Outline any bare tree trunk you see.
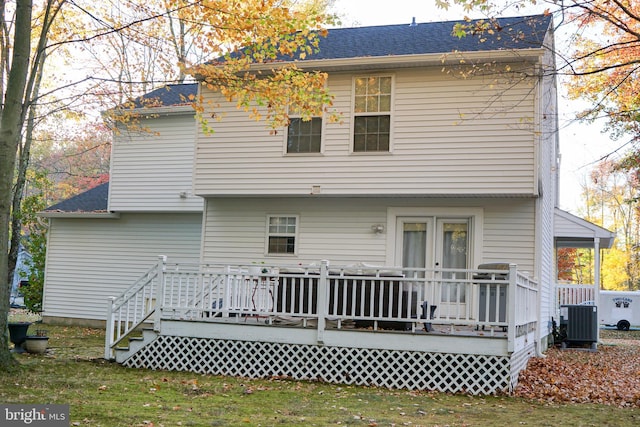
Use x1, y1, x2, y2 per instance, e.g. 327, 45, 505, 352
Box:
0, 0, 33, 371
7, 50, 45, 300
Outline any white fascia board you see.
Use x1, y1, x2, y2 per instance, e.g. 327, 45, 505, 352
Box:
247, 49, 546, 72
38, 211, 121, 219
131, 105, 195, 117
105, 104, 194, 118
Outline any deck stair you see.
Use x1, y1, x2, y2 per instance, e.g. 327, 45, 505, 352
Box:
114, 327, 158, 363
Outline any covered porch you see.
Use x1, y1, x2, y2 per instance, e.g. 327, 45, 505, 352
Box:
105, 257, 538, 394
554, 208, 616, 310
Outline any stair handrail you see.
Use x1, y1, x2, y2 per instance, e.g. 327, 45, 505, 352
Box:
105, 255, 165, 360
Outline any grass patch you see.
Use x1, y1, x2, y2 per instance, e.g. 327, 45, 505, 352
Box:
2, 324, 639, 426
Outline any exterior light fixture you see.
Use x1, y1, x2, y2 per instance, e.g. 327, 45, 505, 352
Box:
371, 224, 385, 234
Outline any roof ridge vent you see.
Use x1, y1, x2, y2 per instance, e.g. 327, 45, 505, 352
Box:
410, 17, 417, 27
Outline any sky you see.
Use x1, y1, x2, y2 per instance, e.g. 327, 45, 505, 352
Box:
331, 0, 627, 214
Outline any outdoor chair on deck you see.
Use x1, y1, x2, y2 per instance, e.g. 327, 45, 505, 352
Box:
421, 301, 437, 332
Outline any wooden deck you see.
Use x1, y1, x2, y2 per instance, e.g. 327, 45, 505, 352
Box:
105, 258, 538, 395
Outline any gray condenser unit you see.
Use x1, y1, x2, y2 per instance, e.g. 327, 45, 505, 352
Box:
559, 304, 598, 348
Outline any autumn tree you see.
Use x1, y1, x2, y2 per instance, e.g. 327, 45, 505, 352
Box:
580, 160, 640, 290
15, 171, 51, 313
77, 0, 337, 116
30, 122, 111, 199
556, 247, 579, 282
561, 1, 640, 139
1, 0, 38, 372
1, 0, 333, 371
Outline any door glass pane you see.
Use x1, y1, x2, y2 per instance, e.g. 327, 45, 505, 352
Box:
441, 222, 468, 303
403, 222, 426, 278
442, 223, 467, 269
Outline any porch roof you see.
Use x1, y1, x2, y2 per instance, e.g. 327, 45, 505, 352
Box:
554, 208, 615, 249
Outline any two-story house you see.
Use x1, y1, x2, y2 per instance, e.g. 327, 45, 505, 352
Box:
41, 15, 615, 394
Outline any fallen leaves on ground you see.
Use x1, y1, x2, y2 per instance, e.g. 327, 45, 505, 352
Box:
514, 341, 640, 407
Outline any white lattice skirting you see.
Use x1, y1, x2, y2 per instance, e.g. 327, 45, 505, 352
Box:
123, 336, 520, 395
509, 342, 536, 391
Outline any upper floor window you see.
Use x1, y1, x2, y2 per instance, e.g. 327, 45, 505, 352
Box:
267, 215, 298, 255
353, 76, 392, 152
287, 117, 322, 153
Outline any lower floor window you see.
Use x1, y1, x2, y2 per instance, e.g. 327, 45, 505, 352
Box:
267, 216, 297, 254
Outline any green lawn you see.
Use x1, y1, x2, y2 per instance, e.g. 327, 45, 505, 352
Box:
2, 322, 639, 426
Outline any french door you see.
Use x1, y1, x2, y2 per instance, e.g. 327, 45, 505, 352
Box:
397, 217, 470, 319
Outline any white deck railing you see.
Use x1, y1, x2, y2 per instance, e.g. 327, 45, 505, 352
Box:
104, 258, 161, 359
106, 258, 539, 359
556, 283, 596, 306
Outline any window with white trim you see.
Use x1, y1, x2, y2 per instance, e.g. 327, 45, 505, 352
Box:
287, 117, 322, 153
353, 76, 392, 152
267, 216, 298, 254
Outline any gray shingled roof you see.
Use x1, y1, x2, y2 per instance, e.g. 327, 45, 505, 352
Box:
44, 182, 109, 213
132, 83, 198, 109
302, 15, 552, 60
221, 15, 551, 65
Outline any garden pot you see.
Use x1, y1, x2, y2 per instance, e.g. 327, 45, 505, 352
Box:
8, 322, 32, 353
24, 336, 49, 354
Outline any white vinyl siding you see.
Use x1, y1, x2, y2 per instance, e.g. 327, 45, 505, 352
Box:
538, 31, 560, 338
42, 213, 202, 322
554, 214, 606, 239
109, 112, 202, 212
482, 200, 536, 272
201, 197, 535, 272
194, 66, 537, 197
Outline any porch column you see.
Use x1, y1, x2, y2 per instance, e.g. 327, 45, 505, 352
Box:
593, 237, 601, 342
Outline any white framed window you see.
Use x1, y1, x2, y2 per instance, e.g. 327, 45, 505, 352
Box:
266, 215, 298, 255
353, 75, 392, 152
286, 117, 322, 153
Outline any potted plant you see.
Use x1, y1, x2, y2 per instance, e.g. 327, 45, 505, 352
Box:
249, 261, 270, 276
8, 321, 32, 353
24, 329, 49, 354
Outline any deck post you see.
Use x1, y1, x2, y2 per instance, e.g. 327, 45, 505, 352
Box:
104, 296, 116, 360
154, 255, 167, 332
507, 263, 518, 352
316, 260, 329, 344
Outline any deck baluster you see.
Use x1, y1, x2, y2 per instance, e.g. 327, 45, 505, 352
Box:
316, 260, 329, 343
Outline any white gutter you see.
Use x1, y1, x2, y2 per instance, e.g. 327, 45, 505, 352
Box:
108, 104, 194, 117
246, 48, 547, 72
38, 211, 120, 219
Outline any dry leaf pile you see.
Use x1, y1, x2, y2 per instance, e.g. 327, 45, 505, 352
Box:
514, 341, 640, 407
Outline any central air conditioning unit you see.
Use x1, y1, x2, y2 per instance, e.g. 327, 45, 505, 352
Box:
559, 304, 598, 350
